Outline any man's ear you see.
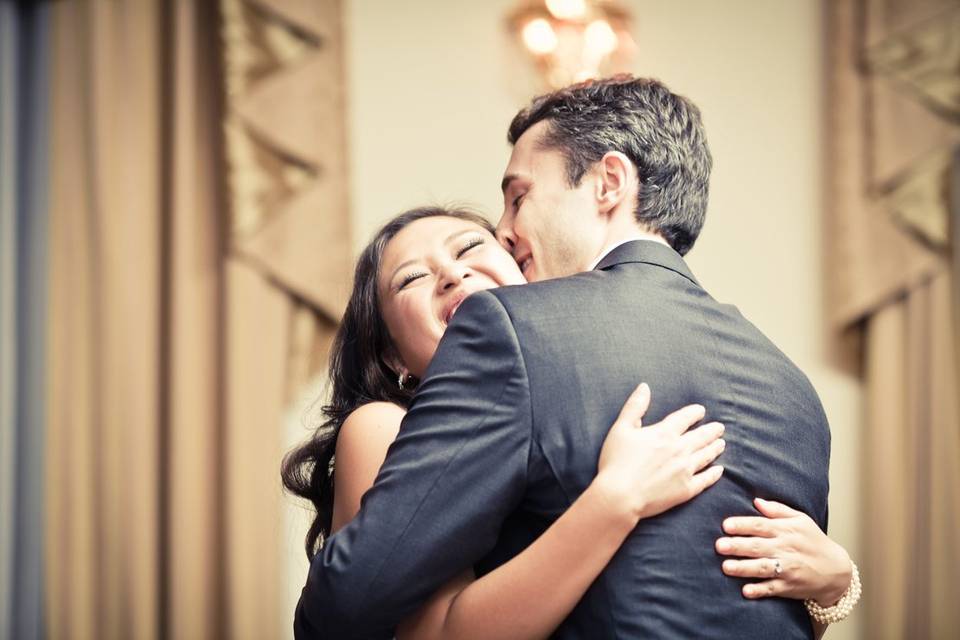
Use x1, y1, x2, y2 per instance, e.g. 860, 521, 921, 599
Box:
595, 151, 635, 215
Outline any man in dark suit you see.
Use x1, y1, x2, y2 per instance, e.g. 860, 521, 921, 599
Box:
295, 76, 830, 638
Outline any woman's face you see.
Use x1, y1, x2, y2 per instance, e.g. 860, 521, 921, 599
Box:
378, 216, 526, 378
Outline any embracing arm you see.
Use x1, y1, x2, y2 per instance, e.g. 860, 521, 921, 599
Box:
400, 391, 724, 640
295, 291, 536, 639
398, 475, 640, 640
331, 405, 636, 640
334, 391, 726, 640
716, 498, 857, 639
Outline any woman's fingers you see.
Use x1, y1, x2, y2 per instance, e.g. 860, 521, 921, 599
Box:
691, 435, 726, 471
721, 557, 784, 579
753, 497, 801, 519
682, 421, 725, 454
690, 465, 724, 495
615, 383, 651, 427
714, 536, 772, 558
658, 403, 707, 435
721, 516, 777, 537
741, 579, 788, 599
722, 558, 792, 600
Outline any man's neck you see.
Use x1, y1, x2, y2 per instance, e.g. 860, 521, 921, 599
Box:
587, 229, 669, 271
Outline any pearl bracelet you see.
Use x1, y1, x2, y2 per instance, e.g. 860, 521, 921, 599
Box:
804, 561, 862, 624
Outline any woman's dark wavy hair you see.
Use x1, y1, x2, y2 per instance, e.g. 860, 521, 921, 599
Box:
281, 205, 496, 559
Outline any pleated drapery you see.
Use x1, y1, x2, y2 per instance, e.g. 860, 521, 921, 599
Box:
44, 1, 350, 637
827, 0, 960, 636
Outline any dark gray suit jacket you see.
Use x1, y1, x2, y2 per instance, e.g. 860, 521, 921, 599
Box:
295, 240, 831, 639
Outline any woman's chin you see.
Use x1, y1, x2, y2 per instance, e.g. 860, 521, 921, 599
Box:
504, 271, 528, 286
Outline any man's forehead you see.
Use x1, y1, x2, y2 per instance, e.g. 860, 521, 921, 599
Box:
511, 121, 550, 158
501, 123, 549, 189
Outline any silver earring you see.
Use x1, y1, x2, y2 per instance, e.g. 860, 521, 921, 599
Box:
398, 372, 406, 390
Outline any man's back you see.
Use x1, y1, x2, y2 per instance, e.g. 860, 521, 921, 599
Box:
482, 240, 830, 638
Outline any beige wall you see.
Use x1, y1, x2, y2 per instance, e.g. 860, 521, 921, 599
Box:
283, 1, 863, 637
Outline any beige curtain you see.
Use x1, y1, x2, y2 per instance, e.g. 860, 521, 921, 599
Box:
45, 0, 349, 638
827, 0, 960, 637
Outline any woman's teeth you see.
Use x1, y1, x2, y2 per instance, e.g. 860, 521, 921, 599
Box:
445, 299, 464, 324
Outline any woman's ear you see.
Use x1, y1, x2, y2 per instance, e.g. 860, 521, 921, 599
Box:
381, 348, 407, 380
596, 151, 635, 215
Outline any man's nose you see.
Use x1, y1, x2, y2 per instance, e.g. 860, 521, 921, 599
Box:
495, 219, 516, 254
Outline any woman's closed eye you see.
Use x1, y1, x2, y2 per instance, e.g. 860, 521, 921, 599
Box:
397, 270, 428, 291
456, 236, 484, 258
512, 193, 524, 210
396, 235, 486, 291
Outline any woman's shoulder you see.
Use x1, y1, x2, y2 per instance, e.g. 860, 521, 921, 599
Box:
342, 401, 406, 431
338, 402, 405, 450
335, 402, 406, 482
330, 403, 405, 529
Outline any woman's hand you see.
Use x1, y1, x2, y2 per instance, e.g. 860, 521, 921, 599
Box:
593, 383, 725, 523
716, 498, 853, 606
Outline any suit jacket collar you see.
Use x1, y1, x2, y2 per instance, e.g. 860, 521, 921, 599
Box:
593, 239, 700, 286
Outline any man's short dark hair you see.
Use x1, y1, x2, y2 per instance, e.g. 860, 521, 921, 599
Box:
507, 75, 712, 256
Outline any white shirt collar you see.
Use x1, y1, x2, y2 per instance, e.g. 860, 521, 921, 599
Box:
588, 236, 668, 271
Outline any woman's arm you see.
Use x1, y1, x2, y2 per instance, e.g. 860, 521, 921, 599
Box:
331, 402, 476, 632
715, 497, 857, 640
332, 385, 726, 640
396, 474, 642, 640
330, 401, 406, 532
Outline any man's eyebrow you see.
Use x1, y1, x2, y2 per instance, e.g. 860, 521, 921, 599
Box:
501, 174, 520, 194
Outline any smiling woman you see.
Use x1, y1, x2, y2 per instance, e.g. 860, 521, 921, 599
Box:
378, 214, 526, 379
281, 206, 514, 558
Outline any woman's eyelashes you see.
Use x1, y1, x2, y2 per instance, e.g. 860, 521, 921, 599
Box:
456, 236, 484, 258
396, 237, 485, 291
397, 271, 428, 291
512, 192, 524, 210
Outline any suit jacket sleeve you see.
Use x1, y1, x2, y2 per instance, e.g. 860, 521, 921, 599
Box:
294, 290, 533, 639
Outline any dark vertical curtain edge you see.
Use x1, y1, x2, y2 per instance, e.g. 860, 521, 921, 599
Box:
951, 148, 960, 386
0, 3, 20, 634
0, 1, 50, 638
17, 2, 50, 638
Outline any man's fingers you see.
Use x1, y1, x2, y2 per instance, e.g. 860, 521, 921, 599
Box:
656, 403, 706, 435
691, 436, 725, 471
682, 421, 725, 453
615, 383, 651, 427
690, 465, 723, 495
722, 516, 777, 538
